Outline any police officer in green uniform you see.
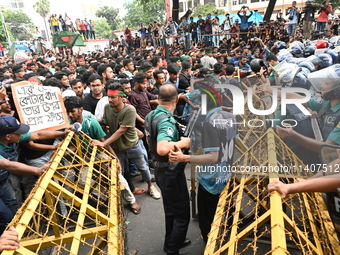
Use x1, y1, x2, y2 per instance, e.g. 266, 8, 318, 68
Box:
260, 77, 340, 154
145, 84, 191, 255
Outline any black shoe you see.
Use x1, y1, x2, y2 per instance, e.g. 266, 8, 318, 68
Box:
164, 238, 191, 252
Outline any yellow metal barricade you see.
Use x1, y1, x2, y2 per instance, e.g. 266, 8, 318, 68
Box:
205, 129, 340, 255
2, 131, 124, 255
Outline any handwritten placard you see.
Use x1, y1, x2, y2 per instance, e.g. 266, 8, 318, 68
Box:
12, 81, 69, 132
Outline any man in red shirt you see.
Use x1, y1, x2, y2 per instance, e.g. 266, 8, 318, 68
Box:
317, 1, 332, 31
124, 26, 134, 53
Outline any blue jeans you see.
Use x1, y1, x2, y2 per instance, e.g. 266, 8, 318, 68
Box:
0, 180, 18, 231
317, 22, 326, 31
116, 141, 151, 182
288, 23, 296, 37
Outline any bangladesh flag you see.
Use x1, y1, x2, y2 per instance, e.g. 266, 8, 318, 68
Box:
37, 42, 46, 55
8, 42, 16, 58
52, 31, 85, 48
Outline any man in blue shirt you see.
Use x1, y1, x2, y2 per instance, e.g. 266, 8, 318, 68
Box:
0, 116, 70, 234
169, 90, 237, 243
237, 6, 253, 41
235, 56, 253, 77
286, 1, 300, 37
139, 23, 147, 48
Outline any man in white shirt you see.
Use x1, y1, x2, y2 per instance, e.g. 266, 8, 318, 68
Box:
200, 48, 217, 69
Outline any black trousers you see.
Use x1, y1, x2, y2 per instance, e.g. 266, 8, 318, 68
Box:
198, 183, 220, 243
155, 170, 190, 255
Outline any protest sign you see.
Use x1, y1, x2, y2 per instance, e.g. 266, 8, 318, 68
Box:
12, 81, 69, 132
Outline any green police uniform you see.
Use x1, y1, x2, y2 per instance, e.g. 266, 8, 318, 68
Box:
146, 105, 190, 255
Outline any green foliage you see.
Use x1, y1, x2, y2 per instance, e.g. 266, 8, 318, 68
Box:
123, 0, 166, 28
96, 6, 120, 31
3, 10, 34, 41
33, 0, 50, 18
192, 3, 225, 17
92, 19, 112, 39
0, 18, 15, 47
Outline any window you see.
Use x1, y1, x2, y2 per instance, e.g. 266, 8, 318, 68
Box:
18, 2, 24, 7
204, 0, 215, 4
179, 2, 184, 12
233, 0, 237, 5
251, 0, 259, 2
239, 0, 247, 4
10, 2, 18, 8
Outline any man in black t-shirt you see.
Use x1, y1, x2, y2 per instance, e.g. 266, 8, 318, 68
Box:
197, 15, 205, 42
83, 75, 105, 114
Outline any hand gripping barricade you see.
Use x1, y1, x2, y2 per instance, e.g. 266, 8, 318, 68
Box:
204, 129, 340, 255
1, 131, 124, 255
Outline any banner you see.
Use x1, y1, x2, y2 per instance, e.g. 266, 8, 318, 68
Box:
12, 81, 69, 132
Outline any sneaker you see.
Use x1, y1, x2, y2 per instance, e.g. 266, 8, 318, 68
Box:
148, 185, 161, 200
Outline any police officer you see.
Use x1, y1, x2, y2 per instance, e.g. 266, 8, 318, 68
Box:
273, 103, 321, 166
0, 116, 67, 234
145, 83, 191, 255
259, 77, 340, 155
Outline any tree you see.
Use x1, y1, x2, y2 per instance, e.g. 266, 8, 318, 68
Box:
0, 18, 15, 47
92, 19, 112, 39
123, 0, 166, 28
96, 6, 121, 31
3, 10, 34, 41
192, 3, 225, 17
33, 0, 50, 40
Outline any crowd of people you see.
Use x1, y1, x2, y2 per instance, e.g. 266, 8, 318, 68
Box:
1, 2, 340, 254
37, 13, 96, 40
109, 0, 339, 54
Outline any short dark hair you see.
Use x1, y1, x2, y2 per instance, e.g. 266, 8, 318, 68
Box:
266, 54, 278, 62
90, 62, 100, 71
159, 84, 178, 102
225, 65, 235, 76
153, 70, 164, 79
45, 78, 63, 89
97, 64, 109, 77
70, 78, 82, 87
167, 64, 180, 75
152, 56, 162, 67
115, 64, 124, 73
213, 63, 223, 74
169, 56, 180, 63
81, 70, 94, 85
88, 74, 103, 84
134, 72, 148, 83
54, 72, 67, 80
64, 96, 83, 110
123, 59, 133, 68
107, 81, 123, 91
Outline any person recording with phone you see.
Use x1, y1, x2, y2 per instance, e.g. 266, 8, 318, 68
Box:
237, 6, 253, 41
286, 1, 300, 37
317, 1, 332, 31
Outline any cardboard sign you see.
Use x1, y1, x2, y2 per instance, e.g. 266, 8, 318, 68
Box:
12, 81, 69, 132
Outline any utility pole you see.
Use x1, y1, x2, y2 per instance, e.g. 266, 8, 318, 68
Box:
0, 9, 11, 47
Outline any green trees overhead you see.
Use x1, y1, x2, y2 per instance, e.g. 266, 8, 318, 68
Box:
92, 19, 112, 39
3, 10, 34, 41
123, 0, 166, 28
192, 3, 225, 17
96, 6, 120, 31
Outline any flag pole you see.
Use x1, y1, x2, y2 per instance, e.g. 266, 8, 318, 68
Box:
0, 9, 11, 47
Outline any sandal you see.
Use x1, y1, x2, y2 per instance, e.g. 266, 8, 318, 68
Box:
132, 187, 146, 195
130, 202, 141, 215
